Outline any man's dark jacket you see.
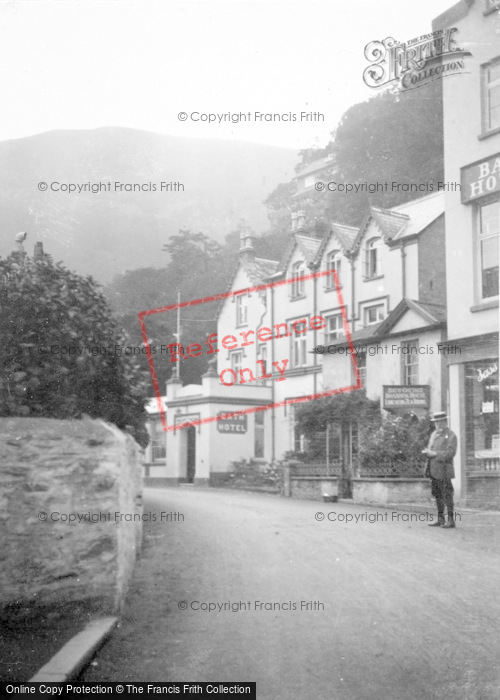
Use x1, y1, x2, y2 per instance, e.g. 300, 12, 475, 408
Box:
428, 427, 457, 480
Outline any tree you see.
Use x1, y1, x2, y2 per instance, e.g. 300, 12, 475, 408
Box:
0, 253, 150, 446
265, 80, 444, 229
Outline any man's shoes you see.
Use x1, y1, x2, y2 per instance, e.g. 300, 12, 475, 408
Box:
442, 519, 455, 529
428, 519, 444, 527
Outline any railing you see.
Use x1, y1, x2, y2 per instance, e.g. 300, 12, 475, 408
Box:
290, 461, 342, 476
358, 462, 425, 478
471, 453, 500, 473
291, 459, 425, 478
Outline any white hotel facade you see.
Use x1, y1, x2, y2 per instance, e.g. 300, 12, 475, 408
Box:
150, 193, 450, 490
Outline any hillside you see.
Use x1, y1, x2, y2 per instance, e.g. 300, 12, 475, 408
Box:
0, 128, 297, 282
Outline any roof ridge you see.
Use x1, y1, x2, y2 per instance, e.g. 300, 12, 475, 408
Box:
390, 190, 444, 209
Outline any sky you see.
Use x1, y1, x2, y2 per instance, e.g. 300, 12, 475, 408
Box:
0, 0, 456, 150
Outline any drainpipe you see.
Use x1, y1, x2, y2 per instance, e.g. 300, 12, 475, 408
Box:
401, 242, 407, 298
313, 266, 318, 394
271, 285, 276, 462
350, 258, 356, 333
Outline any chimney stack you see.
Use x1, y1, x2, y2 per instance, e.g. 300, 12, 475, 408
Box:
239, 227, 256, 264
297, 211, 306, 231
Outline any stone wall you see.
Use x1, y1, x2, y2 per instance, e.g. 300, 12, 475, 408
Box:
466, 475, 500, 510
0, 417, 143, 619
289, 477, 339, 501
352, 478, 432, 505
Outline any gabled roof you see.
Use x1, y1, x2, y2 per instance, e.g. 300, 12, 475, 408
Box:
243, 257, 279, 287
330, 223, 359, 255
314, 222, 358, 263
375, 298, 447, 336
318, 298, 446, 351
382, 191, 445, 240
296, 234, 322, 264
325, 190, 445, 257
294, 156, 334, 179
270, 233, 322, 279
216, 254, 279, 320
370, 208, 410, 241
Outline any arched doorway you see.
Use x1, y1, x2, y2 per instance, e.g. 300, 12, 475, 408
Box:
186, 425, 196, 483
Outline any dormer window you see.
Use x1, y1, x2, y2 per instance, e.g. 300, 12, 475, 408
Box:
291, 261, 306, 298
364, 237, 383, 279
325, 250, 341, 289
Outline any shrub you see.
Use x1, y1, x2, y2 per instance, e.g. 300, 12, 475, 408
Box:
0, 253, 150, 446
359, 413, 431, 475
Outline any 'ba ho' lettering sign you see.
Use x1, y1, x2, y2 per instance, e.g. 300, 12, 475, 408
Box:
462, 153, 500, 203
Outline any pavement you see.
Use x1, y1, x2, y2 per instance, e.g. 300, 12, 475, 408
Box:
75, 486, 500, 699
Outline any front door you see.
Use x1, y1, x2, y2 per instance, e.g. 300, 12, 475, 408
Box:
187, 425, 196, 483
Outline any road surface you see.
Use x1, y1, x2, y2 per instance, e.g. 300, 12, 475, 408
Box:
81, 487, 500, 699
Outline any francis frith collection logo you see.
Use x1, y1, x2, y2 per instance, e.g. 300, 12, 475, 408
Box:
363, 28, 471, 91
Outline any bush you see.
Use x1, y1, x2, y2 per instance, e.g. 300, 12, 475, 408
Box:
359, 413, 431, 475
224, 459, 283, 492
0, 253, 150, 446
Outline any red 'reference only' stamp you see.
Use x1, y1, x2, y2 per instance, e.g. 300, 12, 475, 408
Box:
138, 269, 361, 432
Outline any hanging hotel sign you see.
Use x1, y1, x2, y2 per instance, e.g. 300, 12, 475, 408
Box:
216, 412, 248, 434
461, 153, 500, 203
383, 385, 430, 409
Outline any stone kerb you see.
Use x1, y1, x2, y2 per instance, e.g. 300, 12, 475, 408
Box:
0, 417, 143, 620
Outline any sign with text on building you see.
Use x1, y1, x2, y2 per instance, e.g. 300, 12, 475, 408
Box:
216, 412, 248, 434
461, 153, 500, 203
383, 385, 430, 409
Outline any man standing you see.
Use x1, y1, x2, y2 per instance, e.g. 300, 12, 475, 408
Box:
422, 411, 458, 528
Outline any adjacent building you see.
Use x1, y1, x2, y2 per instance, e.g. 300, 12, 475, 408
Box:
433, 0, 499, 507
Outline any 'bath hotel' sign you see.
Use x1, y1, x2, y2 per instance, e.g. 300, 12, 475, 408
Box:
217, 412, 248, 434
462, 153, 500, 204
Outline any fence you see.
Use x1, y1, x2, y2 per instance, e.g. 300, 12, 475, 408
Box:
292, 458, 425, 479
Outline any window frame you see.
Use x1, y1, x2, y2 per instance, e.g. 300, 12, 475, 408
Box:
256, 343, 269, 384
476, 196, 500, 301
401, 339, 419, 386
363, 303, 386, 326
230, 350, 244, 377
324, 312, 344, 344
481, 57, 500, 136
290, 261, 306, 299
325, 250, 341, 290
235, 294, 248, 327
352, 351, 366, 387
363, 237, 383, 280
254, 411, 265, 458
